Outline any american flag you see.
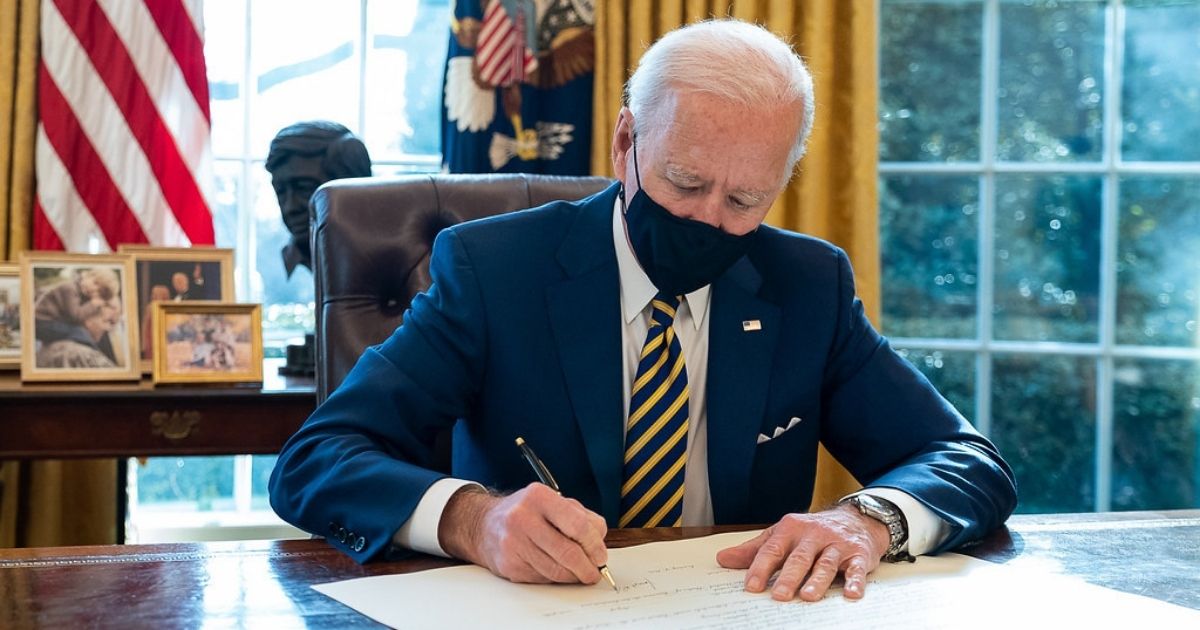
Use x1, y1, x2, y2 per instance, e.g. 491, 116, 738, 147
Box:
475, 0, 537, 88
34, 0, 215, 252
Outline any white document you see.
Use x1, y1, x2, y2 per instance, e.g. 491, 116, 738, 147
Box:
313, 531, 1199, 629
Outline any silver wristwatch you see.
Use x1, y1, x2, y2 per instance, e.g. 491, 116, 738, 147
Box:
841, 494, 915, 563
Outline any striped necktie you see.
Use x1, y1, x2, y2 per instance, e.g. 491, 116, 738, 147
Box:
620, 293, 689, 528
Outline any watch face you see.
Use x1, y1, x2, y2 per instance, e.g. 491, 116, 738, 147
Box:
858, 495, 896, 520
854, 495, 908, 557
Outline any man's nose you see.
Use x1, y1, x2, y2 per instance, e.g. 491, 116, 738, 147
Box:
282, 188, 303, 210
674, 194, 723, 229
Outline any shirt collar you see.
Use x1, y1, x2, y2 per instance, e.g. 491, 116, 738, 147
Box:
611, 197, 710, 329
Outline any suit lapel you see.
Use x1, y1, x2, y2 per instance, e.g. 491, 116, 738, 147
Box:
706, 258, 780, 523
546, 184, 625, 524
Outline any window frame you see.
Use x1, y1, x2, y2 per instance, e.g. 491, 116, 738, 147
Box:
878, 0, 1200, 512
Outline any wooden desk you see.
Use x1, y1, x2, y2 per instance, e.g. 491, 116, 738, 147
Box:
0, 361, 315, 458
0, 511, 1196, 627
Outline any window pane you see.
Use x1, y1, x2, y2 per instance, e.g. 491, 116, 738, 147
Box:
250, 0, 362, 157
992, 354, 1095, 513
993, 175, 1101, 342
1122, 0, 1200, 161
365, 0, 451, 160
879, 1, 982, 162
204, 0, 247, 158
1116, 177, 1200, 347
896, 348, 976, 422
997, 0, 1105, 162
880, 175, 979, 338
249, 166, 315, 352
1112, 359, 1200, 510
211, 160, 241, 252
251, 455, 278, 511
135, 457, 236, 512
373, 162, 442, 177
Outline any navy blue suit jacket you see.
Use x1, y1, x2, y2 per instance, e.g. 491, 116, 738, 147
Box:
269, 183, 1016, 563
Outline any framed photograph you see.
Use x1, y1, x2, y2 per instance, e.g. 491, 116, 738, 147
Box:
0, 263, 20, 368
152, 301, 262, 384
117, 245, 234, 369
18, 252, 140, 381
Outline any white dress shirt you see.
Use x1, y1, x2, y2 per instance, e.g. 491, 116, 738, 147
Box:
394, 200, 949, 557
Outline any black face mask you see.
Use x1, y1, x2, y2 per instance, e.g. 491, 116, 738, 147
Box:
622, 142, 756, 296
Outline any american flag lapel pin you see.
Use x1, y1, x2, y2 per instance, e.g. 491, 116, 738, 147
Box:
742, 319, 762, 332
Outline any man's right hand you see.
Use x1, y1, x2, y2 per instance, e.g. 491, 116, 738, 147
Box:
437, 483, 609, 584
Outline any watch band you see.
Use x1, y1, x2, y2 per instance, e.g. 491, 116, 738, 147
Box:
841, 494, 915, 563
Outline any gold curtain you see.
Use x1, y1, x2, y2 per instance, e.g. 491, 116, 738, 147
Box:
0, 0, 119, 548
593, 0, 879, 511
1, 0, 37, 259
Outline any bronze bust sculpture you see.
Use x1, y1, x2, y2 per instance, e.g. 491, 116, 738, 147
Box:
265, 121, 372, 277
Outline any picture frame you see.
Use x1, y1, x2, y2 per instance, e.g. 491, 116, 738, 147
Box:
117, 245, 235, 371
18, 252, 140, 382
152, 301, 263, 384
0, 263, 20, 368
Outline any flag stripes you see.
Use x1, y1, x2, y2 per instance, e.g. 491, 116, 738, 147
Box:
31, 200, 66, 252
98, 0, 214, 187
37, 63, 150, 248
55, 0, 196, 245
35, 0, 214, 252
475, 0, 536, 87
33, 126, 106, 251
140, 0, 211, 124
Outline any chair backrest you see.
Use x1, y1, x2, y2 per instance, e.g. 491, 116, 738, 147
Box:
311, 173, 613, 403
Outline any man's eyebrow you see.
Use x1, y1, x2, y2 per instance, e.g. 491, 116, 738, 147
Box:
663, 164, 703, 185
736, 189, 770, 205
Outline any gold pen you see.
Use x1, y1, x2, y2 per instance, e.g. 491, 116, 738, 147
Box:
515, 437, 618, 591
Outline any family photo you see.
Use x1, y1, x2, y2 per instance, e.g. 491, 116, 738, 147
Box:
19, 253, 140, 381
120, 246, 235, 362
154, 302, 262, 384
0, 264, 19, 366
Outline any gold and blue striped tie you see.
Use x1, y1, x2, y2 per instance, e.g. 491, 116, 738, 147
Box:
620, 293, 689, 528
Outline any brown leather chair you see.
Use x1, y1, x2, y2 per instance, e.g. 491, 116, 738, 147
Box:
310, 173, 613, 405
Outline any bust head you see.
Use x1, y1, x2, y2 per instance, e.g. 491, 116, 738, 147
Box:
265, 121, 372, 276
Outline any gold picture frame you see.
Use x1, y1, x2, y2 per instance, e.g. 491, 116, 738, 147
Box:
152, 301, 263, 384
19, 252, 140, 382
118, 245, 236, 372
0, 263, 20, 368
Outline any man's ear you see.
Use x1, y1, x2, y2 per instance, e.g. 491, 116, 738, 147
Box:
611, 107, 634, 178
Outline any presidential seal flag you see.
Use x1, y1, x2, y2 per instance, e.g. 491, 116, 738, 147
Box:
34, 0, 215, 252
442, 0, 595, 175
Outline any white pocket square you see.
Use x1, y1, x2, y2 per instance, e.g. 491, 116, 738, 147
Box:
756, 416, 802, 444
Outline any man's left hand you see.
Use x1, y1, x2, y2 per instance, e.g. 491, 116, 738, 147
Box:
715, 503, 891, 602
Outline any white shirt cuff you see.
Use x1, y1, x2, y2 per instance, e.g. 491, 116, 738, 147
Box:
848, 487, 951, 556
392, 478, 482, 557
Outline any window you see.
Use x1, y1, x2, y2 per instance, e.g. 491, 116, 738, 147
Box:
879, 0, 1200, 513
127, 0, 451, 542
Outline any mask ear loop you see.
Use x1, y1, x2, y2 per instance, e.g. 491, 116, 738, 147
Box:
631, 136, 644, 189
619, 134, 644, 206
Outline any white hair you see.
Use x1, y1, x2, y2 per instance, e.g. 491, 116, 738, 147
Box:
625, 19, 816, 170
